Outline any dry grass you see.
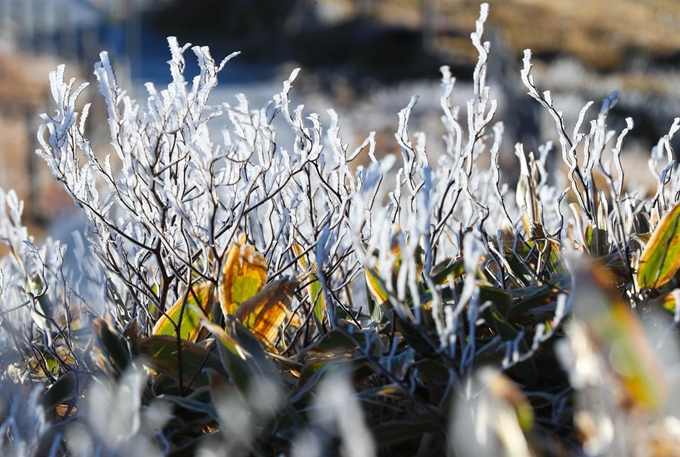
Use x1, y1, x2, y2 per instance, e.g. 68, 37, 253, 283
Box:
326, 0, 680, 69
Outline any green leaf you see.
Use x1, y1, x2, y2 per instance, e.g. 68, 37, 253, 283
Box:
479, 285, 513, 317
306, 329, 362, 355
106, 275, 130, 322
507, 284, 562, 322
586, 224, 609, 258
308, 277, 326, 330
152, 282, 215, 342
139, 335, 226, 390
92, 318, 130, 376
393, 316, 437, 358
293, 243, 327, 335
194, 311, 259, 394
302, 328, 385, 360
652, 290, 680, 313
430, 257, 465, 285
293, 355, 371, 403
638, 202, 680, 289
482, 304, 538, 387
371, 416, 442, 447
160, 393, 220, 421
228, 317, 279, 380
379, 347, 415, 381
415, 359, 451, 386
41, 372, 77, 411
365, 267, 389, 305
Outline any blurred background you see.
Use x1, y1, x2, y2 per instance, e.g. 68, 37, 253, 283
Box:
1, 0, 680, 243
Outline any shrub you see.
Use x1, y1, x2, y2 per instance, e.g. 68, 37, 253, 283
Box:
1, 3, 680, 456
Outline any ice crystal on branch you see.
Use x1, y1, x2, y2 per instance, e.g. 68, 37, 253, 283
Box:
35, 36, 370, 338
1, 3, 678, 454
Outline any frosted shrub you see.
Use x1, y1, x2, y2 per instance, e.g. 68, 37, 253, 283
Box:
2, 3, 680, 455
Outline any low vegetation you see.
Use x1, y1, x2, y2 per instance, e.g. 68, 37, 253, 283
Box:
1, 4, 680, 456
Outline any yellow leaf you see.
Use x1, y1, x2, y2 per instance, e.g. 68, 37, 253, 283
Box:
605, 303, 667, 410
219, 235, 268, 317
638, 202, 680, 289
576, 264, 668, 411
660, 290, 680, 313
365, 267, 388, 304
152, 282, 215, 342
235, 278, 299, 349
